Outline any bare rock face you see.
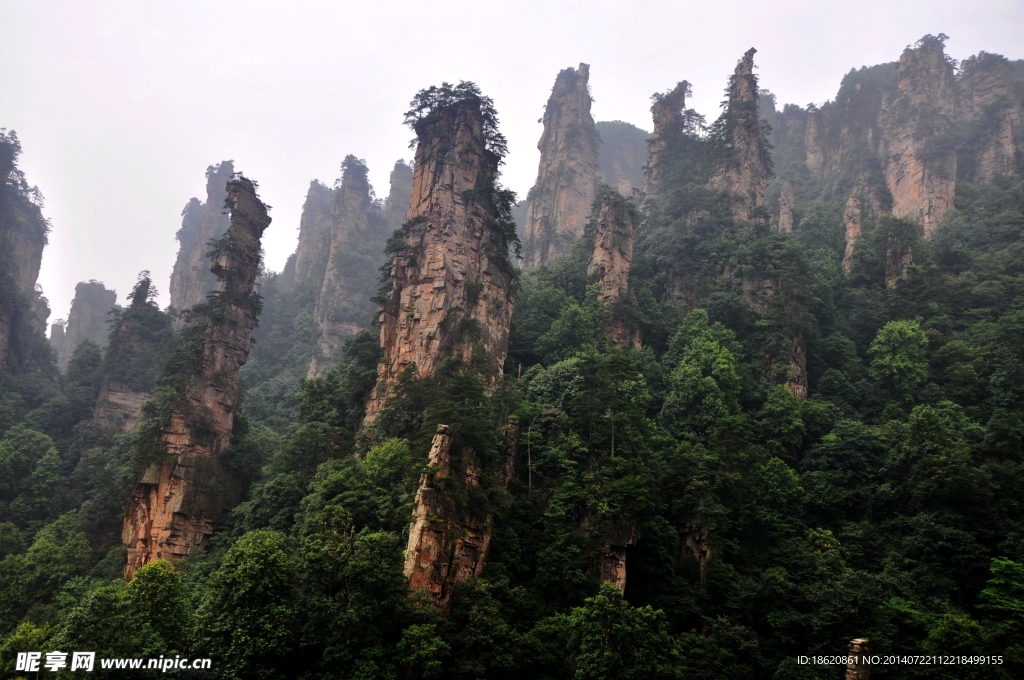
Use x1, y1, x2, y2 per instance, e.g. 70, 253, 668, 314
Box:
522, 64, 599, 267
308, 157, 389, 377
364, 99, 516, 420
595, 121, 649, 196
845, 639, 871, 680
57, 281, 117, 368
843, 194, 863, 274
879, 36, 957, 240
49, 321, 66, 362
94, 277, 173, 432
776, 179, 795, 234
958, 52, 1022, 184
709, 49, 771, 220
291, 180, 336, 288
587, 192, 640, 347
168, 161, 234, 316
804, 108, 827, 176
123, 175, 270, 579
385, 160, 414, 232
643, 81, 689, 203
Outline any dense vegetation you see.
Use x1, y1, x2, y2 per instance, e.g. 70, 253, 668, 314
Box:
2, 73, 1024, 680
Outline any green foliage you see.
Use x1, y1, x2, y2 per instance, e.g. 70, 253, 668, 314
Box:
868, 319, 928, 398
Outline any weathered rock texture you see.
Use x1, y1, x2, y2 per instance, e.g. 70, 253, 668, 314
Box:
804, 108, 827, 176
845, 639, 871, 680
404, 425, 492, 605
879, 36, 958, 240
522, 64, 599, 267
94, 277, 174, 432
776, 179, 795, 234
365, 100, 516, 420
843, 194, 863, 274
308, 157, 390, 377
595, 121, 649, 196
291, 180, 336, 289
709, 49, 771, 221
644, 81, 689, 203
49, 321, 66, 362
56, 281, 117, 368
958, 52, 1022, 183
168, 161, 234, 316
123, 176, 270, 579
385, 160, 415, 232
0, 131, 49, 373
587, 193, 640, 348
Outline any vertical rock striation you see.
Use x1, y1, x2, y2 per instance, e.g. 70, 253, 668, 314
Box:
709, 49, 771, 220
958, 52, 1022, 184
291, 180, 336, 289
385, 160, 415, 233
56, 281, 117, 368
804, 108, 827, 176
643, 81, 689, 203
587, 192, 640, 348
123, 175, 270, 579
843, 194, 863, 274
308, 157, 390, 377
168, 161, 234, 315
365, 95, 516, 420
522, 64, 599, 267
879, 36, 957, 240
776, 179, 795, 234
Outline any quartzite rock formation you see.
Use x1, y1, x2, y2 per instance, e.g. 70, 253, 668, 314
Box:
123, 175, 270, 579
385, 159, 415, 232
595, 121, 649, 197
168, 161, 234, 317
93, 277, 173, 431
709, 48, 771, 221
958, 52, 1022, 184
290, 180, 336, 289
364, 97, 516, 420
308, 157, 390, 377
804, 108, 827, 176
587, 192, 640, 347
776, 179, 795, 234
644, 81, 689, 203
843, 194, 863, 274
54, 281, 117, 368
880, 36, 958, 240
522, 64, 599, 267
845, 639, 871, 680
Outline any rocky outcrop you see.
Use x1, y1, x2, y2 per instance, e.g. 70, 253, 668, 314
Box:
49, 321, 66, 362
804, 108, 827, 176
365, 96, 516, 420
56, 281, 117, 368
842, 194, 862, 274
787, 333, 808, 400
643, 81, 689, 203
385, 160, 414, 232
308, 157, 390, 377
845, 639, 871, 680
168, 161, 234, 316
958, 52, 1022, 184
291, 180, 336, 289
587, 192, 640, 348
879, 36, 957, 240
522, 64, 599, 267
709, 49, 771, 220
595, 121, 649, 196
123, 176, 270, 579
94, 277, 173, 432
776, 179, 795, 234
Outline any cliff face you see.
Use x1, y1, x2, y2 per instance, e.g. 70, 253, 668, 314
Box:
365, 100, 516, 420
709, 49, 771, 220
291, 180, 336, 288
168, 161, 234, 315
385, 160, 414, 232
522, 64, 599, 267
776, 179, 795, 234
56, 281, 117, 368
643, 81, 688, 203
595, 121, 649, 196
804, 108, 827, 176
842, 194, 862, 274
123, 176, 270, 579
94, 277, 174, 432
879, 37, 958, 240
308, 157, 390, 377
587, 192, 640, 348
958, 52, 1022, 184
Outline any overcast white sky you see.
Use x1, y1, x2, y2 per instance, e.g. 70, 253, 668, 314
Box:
2, 1, 1022, 327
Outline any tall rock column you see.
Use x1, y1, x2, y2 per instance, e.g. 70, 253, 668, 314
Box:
56, 281, 117, 368
879, 36, 957, 239
958, 52, 1022, 184
842, 194, 862, 274
291, 180, 336, 289
364, 95, 516, 420
123, 176, 270, 579
522, 64, 599, 267
587, 192, 640, 348
168, 161, 234, 315
776, 179, 795, 234
385, 160, 414, 232
643, 81, 689, 203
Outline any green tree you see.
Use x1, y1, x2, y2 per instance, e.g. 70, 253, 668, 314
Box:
868, 319, 928, 399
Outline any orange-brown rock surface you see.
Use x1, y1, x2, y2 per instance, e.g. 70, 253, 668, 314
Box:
643, 80, 689, 203
587, 192, 640, 348
168, 161, 234, 316
55, 281, 117, 368
123, 175, 270, 580
842, 194, 863, 274
845, 639, 871, 680
522, 64, 599, 267
709, 49, 771, 220
364, 96, 516, 420
308, 157, 389, 377
291, 180, 336, 288
958, 52, 1022, 184
879, 36, 957, 240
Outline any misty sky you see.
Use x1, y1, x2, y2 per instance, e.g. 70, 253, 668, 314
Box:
2, 1, 1022, 329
